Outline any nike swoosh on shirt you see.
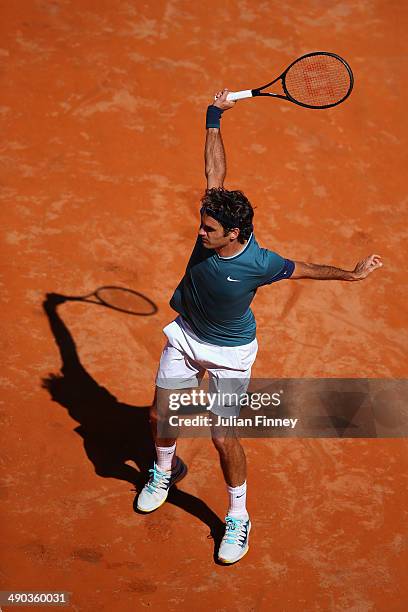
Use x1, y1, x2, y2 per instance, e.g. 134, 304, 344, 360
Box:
227, 276, 241, 282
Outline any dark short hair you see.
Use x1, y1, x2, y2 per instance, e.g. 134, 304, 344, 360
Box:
200, 188, 254, 244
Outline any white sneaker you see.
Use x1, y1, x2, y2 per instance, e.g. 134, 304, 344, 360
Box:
218, 515, 251, 564
137, 457, 187, 513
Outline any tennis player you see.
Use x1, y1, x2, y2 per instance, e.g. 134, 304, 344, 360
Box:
137, 89, 383, 564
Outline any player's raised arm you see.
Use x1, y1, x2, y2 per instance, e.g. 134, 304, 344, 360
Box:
289, 254, 383, 281
205, 89, 236, 190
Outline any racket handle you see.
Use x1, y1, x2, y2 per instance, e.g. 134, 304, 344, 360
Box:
226, 89, 253, 101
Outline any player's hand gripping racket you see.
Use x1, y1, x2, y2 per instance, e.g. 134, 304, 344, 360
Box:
226, 52, 353, 109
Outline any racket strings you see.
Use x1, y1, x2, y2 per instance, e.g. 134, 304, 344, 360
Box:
284, 55, 351, 107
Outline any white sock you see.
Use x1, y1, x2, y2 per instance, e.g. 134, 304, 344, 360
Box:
227, 481, 248, 519
155, 443, 177, 472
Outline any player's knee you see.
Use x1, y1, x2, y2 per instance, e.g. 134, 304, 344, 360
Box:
211, 433, 226, 451
149, 399, 158, 421
211, 426, 238, 452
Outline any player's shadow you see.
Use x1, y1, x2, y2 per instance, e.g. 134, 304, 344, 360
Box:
42, 292, 225, 553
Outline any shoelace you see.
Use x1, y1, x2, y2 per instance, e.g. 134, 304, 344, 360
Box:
145, 463, 171, 495
223, 516, 248, 546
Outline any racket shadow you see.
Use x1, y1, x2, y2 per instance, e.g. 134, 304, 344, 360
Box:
41, 292, 224, 546
68, 285, 158, 316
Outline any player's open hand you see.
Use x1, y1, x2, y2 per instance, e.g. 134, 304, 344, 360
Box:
352, 254, 383, 280
213, 88, 236, 110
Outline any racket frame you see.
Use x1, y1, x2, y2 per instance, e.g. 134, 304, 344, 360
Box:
233, 52, 354, 109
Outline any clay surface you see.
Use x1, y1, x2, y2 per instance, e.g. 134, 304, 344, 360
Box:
1, 1, 407, 610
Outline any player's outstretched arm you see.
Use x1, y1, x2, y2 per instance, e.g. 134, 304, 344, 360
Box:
205, 89, 236, 189
290, 254, 383, 281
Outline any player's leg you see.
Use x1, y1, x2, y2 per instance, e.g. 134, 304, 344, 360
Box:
148, 384, 196, 472
211, 421, 247, 487
208, 339, 258, 562
137, 335, 204, 513
209, 342, 257, 515
211, 422, 251, 564
210, 398, 249, 522
150, 385, 179, 462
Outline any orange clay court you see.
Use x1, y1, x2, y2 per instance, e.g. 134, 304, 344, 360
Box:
1, 1, 407, 611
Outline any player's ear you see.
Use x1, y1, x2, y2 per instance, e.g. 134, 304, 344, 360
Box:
230, 228, 240, 240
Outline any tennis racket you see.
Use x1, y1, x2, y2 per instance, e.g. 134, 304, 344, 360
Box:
225, 52, 353, 109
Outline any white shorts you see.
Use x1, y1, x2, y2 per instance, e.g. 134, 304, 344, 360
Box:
155, 316, 258, 417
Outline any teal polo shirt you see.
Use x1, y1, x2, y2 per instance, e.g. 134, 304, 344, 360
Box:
170, 233, 294, 346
